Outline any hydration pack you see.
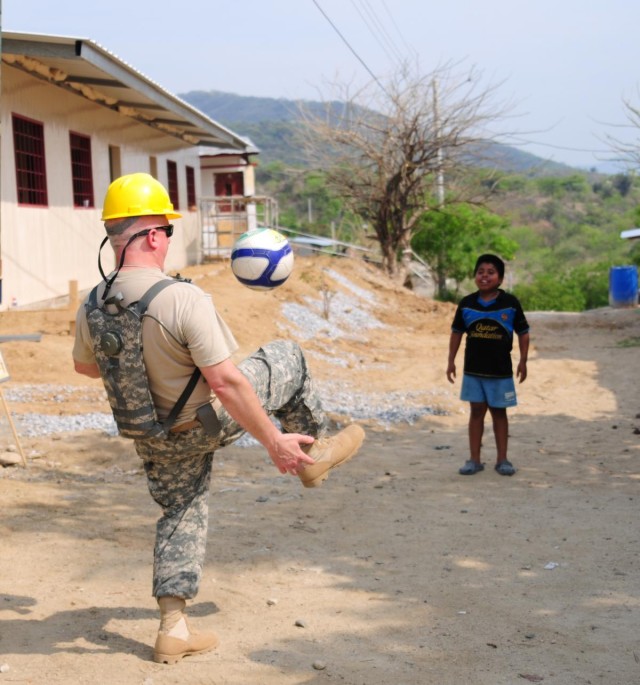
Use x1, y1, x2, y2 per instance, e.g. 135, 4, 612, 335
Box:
85, 277, 200, 440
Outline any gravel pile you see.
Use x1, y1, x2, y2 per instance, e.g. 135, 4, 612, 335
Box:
317, 383, 448, 427
279, 292, 385, 342
10, 386, 447, 439
4, 384, 105, 404
13, 412, 119, 437
278, 267, 385, 342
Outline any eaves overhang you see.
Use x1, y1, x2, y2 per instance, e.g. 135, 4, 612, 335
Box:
1, 31, 252, 152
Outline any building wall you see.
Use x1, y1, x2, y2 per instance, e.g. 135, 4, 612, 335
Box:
0, 65, 203, 310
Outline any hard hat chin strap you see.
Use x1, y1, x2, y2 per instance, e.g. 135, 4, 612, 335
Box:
98, 229, 149, 302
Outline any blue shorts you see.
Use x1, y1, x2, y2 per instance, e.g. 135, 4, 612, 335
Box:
460, 374, 517, 408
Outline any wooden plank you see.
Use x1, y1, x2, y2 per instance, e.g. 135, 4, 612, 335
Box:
0, 334, 42, 342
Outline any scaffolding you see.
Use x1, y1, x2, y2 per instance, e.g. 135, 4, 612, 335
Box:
200, 195, 279, 260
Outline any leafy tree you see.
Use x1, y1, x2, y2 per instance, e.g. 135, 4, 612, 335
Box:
535, 174, 590, 198
411, 203, 518, 299
611, 173, 634, 197
571, 263, 610, 309
513, 274, 587, 311
628, 241, 640, 267
513, 262, 610, 312
495, 175, 530, 193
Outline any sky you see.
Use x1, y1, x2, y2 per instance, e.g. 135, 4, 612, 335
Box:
4, 0, 640, 172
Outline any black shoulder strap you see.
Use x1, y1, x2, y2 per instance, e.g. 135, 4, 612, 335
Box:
162, 367, 202, 433
134, 278, 182, 316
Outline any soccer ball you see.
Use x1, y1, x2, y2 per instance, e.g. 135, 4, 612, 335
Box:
230, 228, 294, 291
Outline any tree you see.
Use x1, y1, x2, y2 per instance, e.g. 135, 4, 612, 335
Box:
299, 62, 512, 283
411, 203, 517, 299
513, 273, 587, 312
605, 93, 640, 170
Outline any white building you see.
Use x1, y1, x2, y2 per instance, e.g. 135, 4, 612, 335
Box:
0, 31, 258, 310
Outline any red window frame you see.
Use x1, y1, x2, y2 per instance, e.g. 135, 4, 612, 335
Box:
185, 165, 196, 209
167, 160, 179, 210
69, 131, 95, 208
12, 114, 48, 206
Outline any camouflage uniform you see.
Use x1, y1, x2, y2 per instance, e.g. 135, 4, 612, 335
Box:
134, 340, 327, 599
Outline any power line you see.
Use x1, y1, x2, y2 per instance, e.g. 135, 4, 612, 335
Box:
311, 0, 392, 98
350, 0, 405, 68
502, 135, 612, 155
380, 0, 418, 60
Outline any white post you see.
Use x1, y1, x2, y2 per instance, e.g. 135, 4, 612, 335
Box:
0, 386, 28, 468
433, 79, 445, 209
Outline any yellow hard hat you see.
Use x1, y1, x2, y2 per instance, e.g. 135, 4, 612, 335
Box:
101, 172, 182, 221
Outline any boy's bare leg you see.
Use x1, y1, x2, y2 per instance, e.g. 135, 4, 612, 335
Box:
489, 406, 509, 463
468, 402, 488, 463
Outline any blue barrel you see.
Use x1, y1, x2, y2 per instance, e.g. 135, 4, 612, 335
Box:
609, 265, 639, 308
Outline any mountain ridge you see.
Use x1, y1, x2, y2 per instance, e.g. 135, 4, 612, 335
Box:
180, 89, 579, 175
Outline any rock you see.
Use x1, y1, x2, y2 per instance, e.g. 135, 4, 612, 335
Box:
312, 660, 327, 670
294, 619, 307, 628
0, 451, 22, 466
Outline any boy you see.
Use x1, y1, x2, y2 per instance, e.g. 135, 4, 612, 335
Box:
446, 254, 530, 476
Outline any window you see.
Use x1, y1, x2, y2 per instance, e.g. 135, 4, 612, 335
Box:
185, 165, 196, 210
70, 132, 94, 208
214, 171, 244, 212
214, 171, 244, 197
167, 160, 179, 210
12, 114, 48, 206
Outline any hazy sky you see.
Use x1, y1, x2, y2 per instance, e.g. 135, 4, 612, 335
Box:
4, 0, 640, 171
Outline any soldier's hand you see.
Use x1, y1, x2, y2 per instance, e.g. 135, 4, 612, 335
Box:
269, 433, 315, 475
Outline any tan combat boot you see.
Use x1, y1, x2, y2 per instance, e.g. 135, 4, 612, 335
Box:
298, 424, 365, 488
153, 596, 219, 664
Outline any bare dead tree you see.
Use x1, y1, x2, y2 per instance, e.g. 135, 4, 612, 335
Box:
604, 94, 640, 169
298, 62, 512, 283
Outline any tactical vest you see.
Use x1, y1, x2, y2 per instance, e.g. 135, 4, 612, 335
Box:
85, 278, 200, 440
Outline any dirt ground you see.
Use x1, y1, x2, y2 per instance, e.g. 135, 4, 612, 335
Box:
1, 256, 639, 685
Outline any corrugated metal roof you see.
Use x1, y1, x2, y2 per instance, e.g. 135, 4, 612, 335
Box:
1, 31, 254, 152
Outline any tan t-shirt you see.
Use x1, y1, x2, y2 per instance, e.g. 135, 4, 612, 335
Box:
73, 268, 238, 423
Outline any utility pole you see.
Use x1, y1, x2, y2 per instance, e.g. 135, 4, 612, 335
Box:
432, 77, 447, 298
432, 78, 445, 209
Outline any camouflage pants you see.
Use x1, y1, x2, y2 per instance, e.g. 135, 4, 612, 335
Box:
134, 340, 327, 599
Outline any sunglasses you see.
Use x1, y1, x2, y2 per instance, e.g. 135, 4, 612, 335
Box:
130, 224, 174, 240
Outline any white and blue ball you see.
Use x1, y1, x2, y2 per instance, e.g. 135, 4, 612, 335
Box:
230, 228, 294, 291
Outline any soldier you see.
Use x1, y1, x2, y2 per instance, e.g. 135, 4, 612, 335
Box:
72, 173, 365, 664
